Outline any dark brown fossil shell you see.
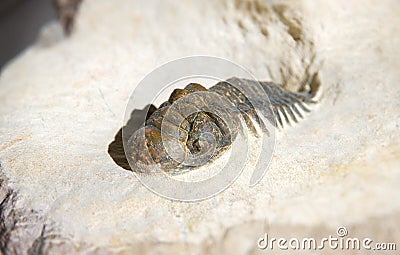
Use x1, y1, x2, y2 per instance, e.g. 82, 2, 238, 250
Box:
126, 77, 318, 174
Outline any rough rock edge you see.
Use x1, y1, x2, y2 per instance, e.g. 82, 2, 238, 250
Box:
0, 174, 143, 255
0, 175, 41, 254
0, 179, 15, 254
0, 175, 82, 255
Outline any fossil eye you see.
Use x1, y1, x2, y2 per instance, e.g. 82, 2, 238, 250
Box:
192, 139, 201, 153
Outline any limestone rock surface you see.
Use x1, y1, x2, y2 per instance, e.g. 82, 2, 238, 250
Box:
0, 0, 399, 254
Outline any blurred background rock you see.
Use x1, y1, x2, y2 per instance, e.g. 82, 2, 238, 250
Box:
0, 0, 56, 69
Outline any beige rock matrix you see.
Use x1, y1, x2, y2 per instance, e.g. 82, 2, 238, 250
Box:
0, 0, 399, 254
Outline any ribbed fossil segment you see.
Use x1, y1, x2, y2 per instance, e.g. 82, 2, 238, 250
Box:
127, 77, 318, 174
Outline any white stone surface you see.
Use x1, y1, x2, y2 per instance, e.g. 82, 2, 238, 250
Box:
0, 0, 399, 254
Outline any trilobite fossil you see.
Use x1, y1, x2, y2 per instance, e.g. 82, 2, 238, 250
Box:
125, 77, 319, 174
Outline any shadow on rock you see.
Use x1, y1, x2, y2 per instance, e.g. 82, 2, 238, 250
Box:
108, 104, 156, 170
